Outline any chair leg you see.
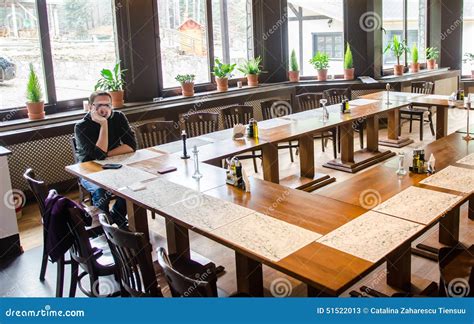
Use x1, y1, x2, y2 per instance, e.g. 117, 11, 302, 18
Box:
321, 134, 325, 152
332, 131, 337, 159
252, 150, 258, 173
39, 246, 48, 281
69, 259, 78, 297
56, 256, 65, 298
420, 115, 423, 141
409, 114, 413, 133
428, 111, 435, 136
288, 141, 294, 162
151, 212, 156, 220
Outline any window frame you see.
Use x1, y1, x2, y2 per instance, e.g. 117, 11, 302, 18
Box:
0, 0, 119, 115
312, 32, 344, 60
155, 0, 252, 95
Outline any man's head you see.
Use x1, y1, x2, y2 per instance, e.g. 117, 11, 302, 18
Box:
89, 91, 113, 119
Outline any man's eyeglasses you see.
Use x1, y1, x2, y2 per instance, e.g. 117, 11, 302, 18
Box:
92, 103, 112, 109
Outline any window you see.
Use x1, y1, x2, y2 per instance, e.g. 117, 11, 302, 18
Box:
0, 2, 46, 110
47, 0, 118, 101
158, 0, 210, 88
212, 0, 253, 78
287, 0, 344, 77
0, 0, 118, 112
463, 0, 474, 77
382, 0, 404, 69
382, 0, 427, 70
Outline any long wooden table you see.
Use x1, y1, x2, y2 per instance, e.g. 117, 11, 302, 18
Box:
65, 94, 473, 296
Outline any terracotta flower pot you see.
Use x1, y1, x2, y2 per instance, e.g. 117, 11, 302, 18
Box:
288, 70, 300, 82
216, 77, 229, 92
181, 82, 195, 97
247, 74, 259, 87
393, 64, 404, 76
317, 69, 328, 81
343, 68, 355, 80
427, 59, 436, 70
26, 101, 45, 120
409, 63, 420, 73
109, 90, 124, 108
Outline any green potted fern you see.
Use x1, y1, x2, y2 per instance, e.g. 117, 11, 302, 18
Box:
384, 35, 408, 76
212, 58, 236, 92
288, 49, 300, 82
410, 44, 420, 73
238, 56, 263, 87
94, 62, 126, 108
426, 47, 439, 70
25, 63, 44, 120
175, 74, 196, 97
343, 43, 354, 80
309, 51, 329, 81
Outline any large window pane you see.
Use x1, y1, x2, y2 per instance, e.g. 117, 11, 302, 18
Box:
463, 0, 474, 76
287, 0, 344, 77
158, 0, 210, 88
0, 1, 45, 110
383, 0, 404, 68
212, 0, 253, 78
47, 0, 118, 101
407, 0, 426, 64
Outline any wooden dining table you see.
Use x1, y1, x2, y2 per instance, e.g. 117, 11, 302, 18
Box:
65, 103, 473, 297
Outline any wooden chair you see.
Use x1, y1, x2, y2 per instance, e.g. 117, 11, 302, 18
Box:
70, 137, 92, 205
23, 168, 101, 297
135, 120, 179, 149
438, 245, 474, 297
99, 214, 163, 297
221, 105, 262, 173
260, 99, 299, 162
67, 208, 120, 297
296, 93, 337, 159
183, 112, 219, 137
399, 81, 435, 141
322, 88, 366, 150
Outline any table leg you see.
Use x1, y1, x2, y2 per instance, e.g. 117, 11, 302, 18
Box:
126, 200, 149, 244
386, 241, 412, 291
469, 196, 474, 220
261, 143, 279, 184
235, 252, 263, 297
436, 106, 448, 139
165, 219, 191, 260
439, 207, 460, 246
340, 123, 354, 164
299, 134, 314, 178
379, 108, 414, 147
366, 115, 379, 152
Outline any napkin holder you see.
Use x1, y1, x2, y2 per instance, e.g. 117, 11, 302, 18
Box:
232, 124, 246, 140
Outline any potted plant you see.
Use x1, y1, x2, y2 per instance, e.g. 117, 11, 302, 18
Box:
94, 62, 126, 108
343, 43, 355, 80
25, 63, 44, 120
212, 58, 236, 92
410, 44, 420, 73
384, 35, 408, 76
288, 49, 300, 82
175, 74, 196, 97
463, 53, 474, 78
309, 51, 330, 81
426, 47, 439, 70
238, 56, 263, 87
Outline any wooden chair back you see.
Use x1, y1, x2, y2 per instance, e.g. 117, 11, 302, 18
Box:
411, 81, 435, 95
260, 99, 292, 120
322, 88, 352, 105
135, 121, 178, 149
221, 105, 254, 129
296, 93, 323, 111
183, 112, 219, 137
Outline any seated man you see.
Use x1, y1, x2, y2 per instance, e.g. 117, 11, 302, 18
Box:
74, 91, 137, 228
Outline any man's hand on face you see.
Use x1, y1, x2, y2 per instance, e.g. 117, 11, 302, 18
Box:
90, 107, 108, 126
